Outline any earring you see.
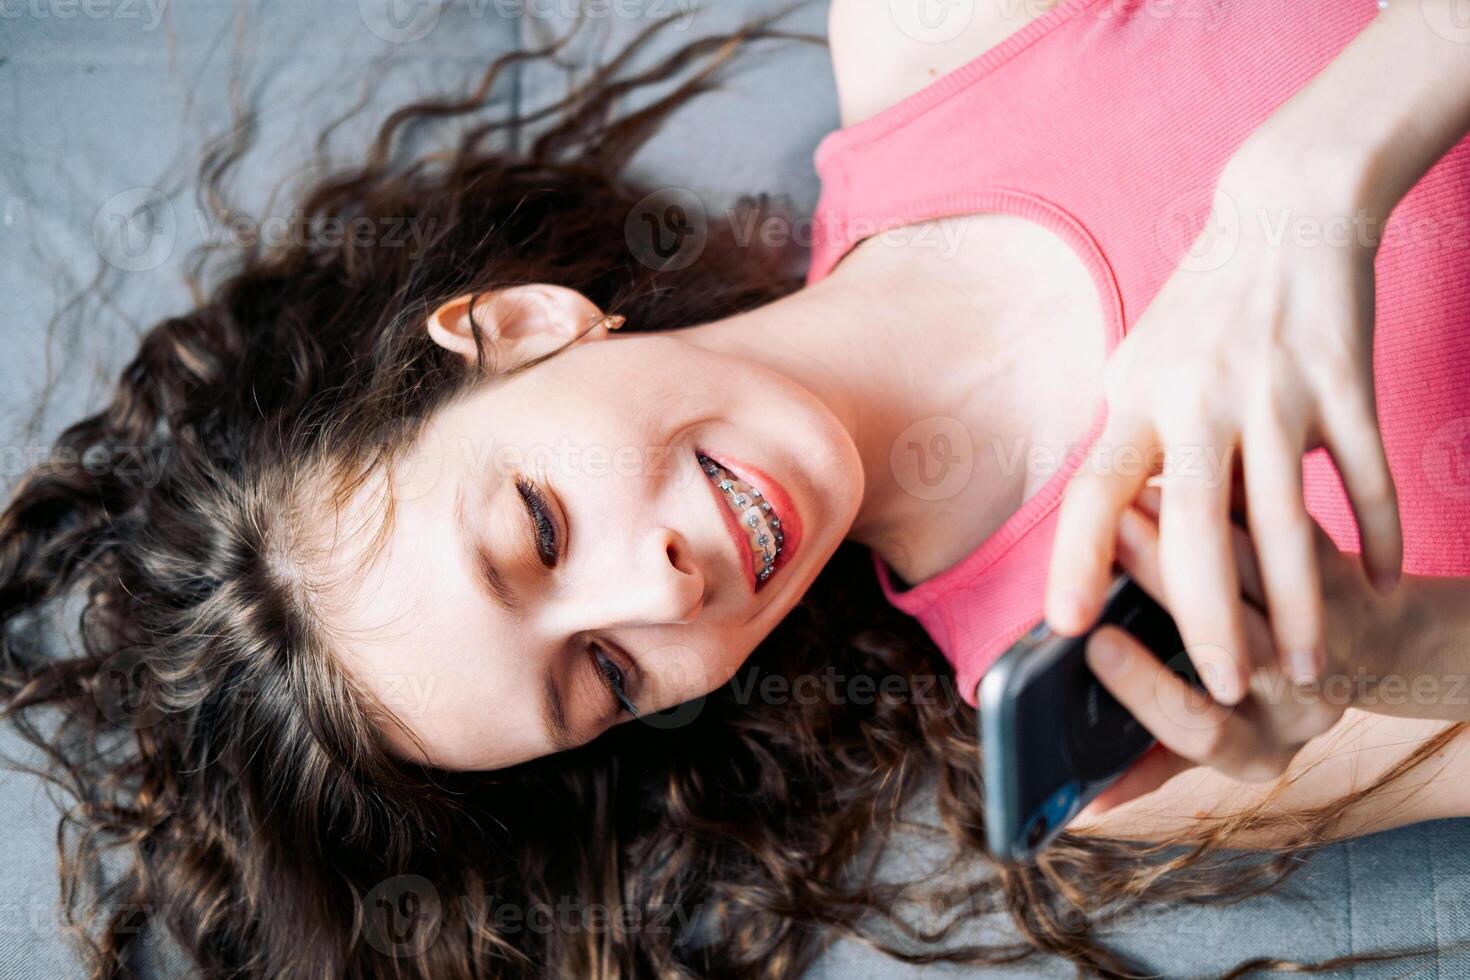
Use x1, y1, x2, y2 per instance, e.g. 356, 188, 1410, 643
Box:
599, 313, 626, 331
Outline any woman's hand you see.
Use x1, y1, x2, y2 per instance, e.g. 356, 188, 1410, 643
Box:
1045, 146, 1402, 708
1075, 488, 1387, 813
1044, 0, 1470, 710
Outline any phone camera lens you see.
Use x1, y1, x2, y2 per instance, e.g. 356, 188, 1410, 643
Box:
1026, 814, 1049, 849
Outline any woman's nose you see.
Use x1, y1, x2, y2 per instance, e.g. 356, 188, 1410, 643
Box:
607, 527, 706, 626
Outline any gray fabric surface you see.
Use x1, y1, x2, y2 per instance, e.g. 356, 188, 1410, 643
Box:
804, 779, 1470, 978
2, 1, 1469, 977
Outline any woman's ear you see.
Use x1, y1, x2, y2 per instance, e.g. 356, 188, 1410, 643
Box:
426, 284, 611, 368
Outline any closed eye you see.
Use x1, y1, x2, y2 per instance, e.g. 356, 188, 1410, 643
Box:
515, 477, 560, 568
591, 644, 640, 719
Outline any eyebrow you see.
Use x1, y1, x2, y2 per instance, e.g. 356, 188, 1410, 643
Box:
453, 480, 578, 753
541, 661, 578, 753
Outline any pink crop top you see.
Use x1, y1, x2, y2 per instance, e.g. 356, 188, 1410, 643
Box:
806, 0, 1470, 707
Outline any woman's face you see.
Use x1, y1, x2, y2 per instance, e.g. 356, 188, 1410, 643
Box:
320, 286, 865, 770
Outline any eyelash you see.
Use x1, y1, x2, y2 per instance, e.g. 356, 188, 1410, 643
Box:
515, 476, 639, 720
591, 644, 640, 719
515, 477, 559, 566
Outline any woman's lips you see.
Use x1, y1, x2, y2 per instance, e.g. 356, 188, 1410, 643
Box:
696, 448, 803, 589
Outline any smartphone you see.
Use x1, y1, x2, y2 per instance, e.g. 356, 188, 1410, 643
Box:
978, 572, 1202, 864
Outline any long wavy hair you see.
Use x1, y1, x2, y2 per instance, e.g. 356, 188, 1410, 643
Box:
1, 7, 1462, 979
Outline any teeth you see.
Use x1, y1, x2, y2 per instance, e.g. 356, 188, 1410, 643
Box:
698, 452, 783, 584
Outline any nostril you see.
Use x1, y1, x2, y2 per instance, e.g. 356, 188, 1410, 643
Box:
667, 541, 689, 574
665, 537, 699, 581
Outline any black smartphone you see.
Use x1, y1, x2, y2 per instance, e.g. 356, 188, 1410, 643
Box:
977, 572, 1202, 864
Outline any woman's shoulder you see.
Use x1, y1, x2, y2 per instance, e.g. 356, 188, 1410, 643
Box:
826, 0, 1063, 128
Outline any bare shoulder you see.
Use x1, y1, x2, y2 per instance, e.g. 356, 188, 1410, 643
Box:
827, 0, 1062, 128
1071, 710, 1470, 848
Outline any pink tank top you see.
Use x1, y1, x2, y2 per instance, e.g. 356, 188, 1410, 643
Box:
807, 0, 1470, 707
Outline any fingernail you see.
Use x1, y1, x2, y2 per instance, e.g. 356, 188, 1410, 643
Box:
1289, 647, 1321, 685
1089, 632, 1125, 673
1373, 570, 1399, 595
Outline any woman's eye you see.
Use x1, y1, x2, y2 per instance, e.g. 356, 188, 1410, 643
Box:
515, 478, 559, 567
593, 645, 624, 690
591, 644, 639, 719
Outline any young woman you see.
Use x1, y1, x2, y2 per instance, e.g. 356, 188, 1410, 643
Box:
4, 1, 1470, 977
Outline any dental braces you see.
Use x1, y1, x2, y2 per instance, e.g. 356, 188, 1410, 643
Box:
698, 454, 784, 583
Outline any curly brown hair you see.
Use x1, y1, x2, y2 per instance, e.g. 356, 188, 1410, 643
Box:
0, 6, 1461, 979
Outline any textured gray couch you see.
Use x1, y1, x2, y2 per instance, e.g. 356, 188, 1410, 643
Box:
3, 1, 1469, 976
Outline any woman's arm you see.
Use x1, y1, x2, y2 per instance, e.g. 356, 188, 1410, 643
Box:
1237, 0, 1470, 233
1046, 0, 1470, 711
1071, 709, 1470, 847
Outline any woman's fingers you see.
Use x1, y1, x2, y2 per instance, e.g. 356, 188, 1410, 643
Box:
1112, 509, 1338, 747
1239, 603, 1344, 746
1114, 507, 1165, 597
1243, 415, 1326, 684
1115, 506, 1268, 626
1136, 484, 1162, 520
1228, 522, 1267, 610
1320, 382, 1403, 595
1046, 412, 1158, 636
1084, 625, 1269, 777
1155, 438, 1252, 705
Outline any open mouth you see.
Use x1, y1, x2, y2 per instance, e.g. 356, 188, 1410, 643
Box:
696, 450, 788, 591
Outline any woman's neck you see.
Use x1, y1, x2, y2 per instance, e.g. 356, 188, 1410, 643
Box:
682, 218, 1105, 580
